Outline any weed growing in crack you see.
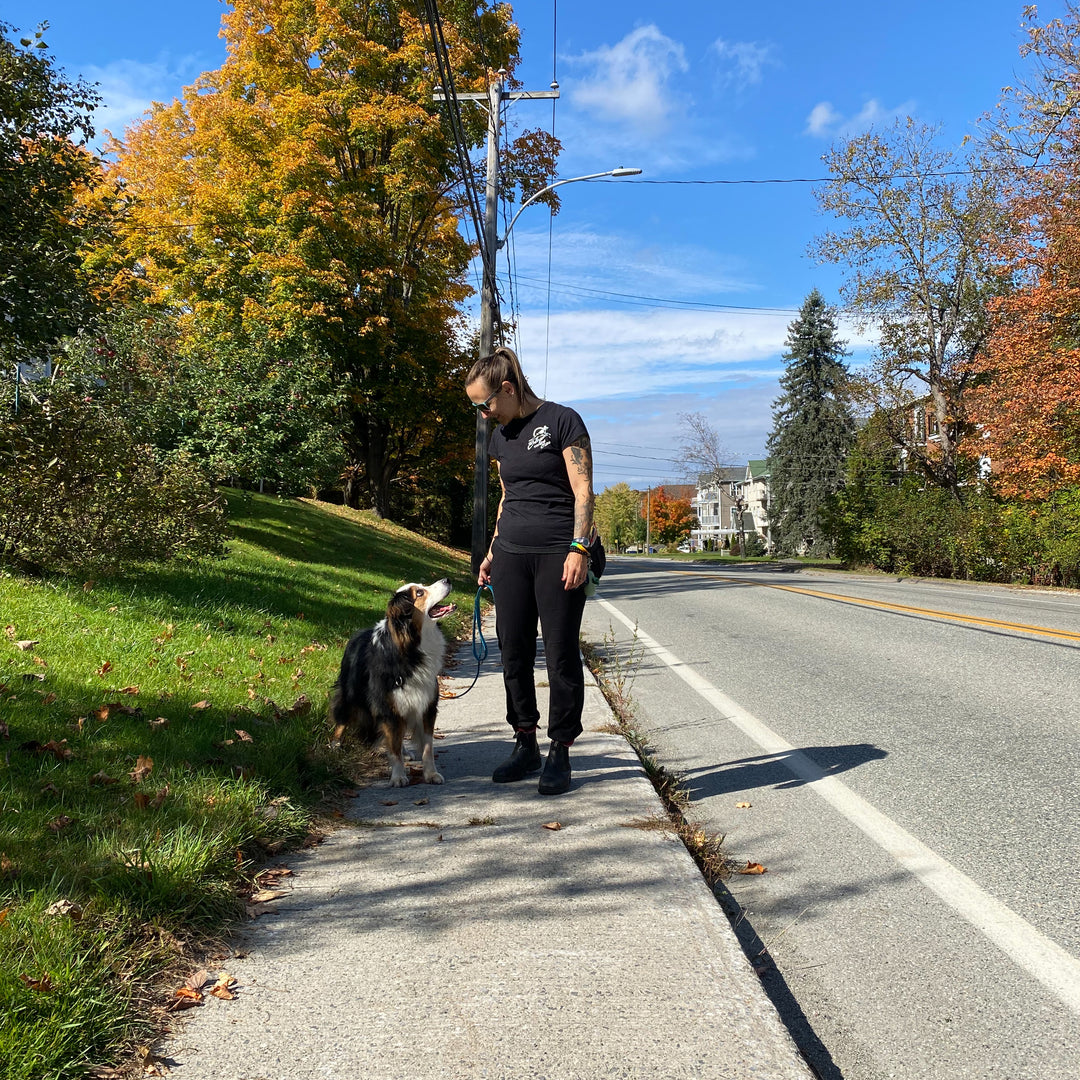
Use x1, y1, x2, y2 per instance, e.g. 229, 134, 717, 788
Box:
584, 624, 728, 888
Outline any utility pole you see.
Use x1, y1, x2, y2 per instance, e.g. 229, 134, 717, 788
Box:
442, 69, 559, 576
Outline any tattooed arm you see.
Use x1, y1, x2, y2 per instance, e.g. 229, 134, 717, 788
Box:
561, 434, 595, 590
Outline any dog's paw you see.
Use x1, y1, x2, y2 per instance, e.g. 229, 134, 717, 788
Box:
424, 770, 445, 785
388, 771, 410, 788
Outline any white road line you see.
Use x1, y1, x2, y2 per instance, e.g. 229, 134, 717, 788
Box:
598, 597, 1080, 1017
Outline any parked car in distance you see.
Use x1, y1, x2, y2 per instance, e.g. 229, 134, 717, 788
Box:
677, 542, 691, 553
625, 545, 640, 553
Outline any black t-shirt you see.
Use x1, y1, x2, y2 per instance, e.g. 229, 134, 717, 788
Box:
489, 400, 588, 552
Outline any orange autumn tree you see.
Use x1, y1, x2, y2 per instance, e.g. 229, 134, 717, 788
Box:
968, 194, 1080, 498
102, 0, 555, 517
646, 486, 697, 546
972, 5, 1080, 499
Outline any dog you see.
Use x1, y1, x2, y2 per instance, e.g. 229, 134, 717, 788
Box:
329, 579, 456, 787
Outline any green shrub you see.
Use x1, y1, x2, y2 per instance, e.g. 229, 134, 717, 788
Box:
0, 382, 226, 574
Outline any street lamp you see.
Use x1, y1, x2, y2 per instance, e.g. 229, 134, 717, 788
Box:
470, 164, 642, 575
498, 167, 643, 248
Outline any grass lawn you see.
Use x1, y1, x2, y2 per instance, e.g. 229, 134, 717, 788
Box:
0, 491, 471, 1080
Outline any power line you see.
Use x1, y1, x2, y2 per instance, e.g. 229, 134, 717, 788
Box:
608, 163, 1045, 187
501, 272, 800, 314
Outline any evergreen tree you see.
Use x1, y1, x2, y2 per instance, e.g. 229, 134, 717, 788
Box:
766, 290, 855, 555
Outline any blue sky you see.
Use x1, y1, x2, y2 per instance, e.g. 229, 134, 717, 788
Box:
5, 1, 1064, 490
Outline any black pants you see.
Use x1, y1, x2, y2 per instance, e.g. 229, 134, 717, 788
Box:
490, 547, 587, 744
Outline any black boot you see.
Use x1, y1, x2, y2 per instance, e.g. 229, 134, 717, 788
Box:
538, 740, 571, 796
492, 728, 541, 783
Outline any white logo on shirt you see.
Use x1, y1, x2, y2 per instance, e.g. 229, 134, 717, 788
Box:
528, 425, 552, 451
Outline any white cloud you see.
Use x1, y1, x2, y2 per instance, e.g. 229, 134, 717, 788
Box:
83, 56, 202, 146
805, 97, 917, 138
711, 38, 777, 89
566, 25, 689, 136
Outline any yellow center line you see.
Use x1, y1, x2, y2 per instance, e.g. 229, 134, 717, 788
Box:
673, 571, 1080, 644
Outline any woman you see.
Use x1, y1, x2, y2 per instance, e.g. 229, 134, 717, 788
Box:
466, 347, 595, 796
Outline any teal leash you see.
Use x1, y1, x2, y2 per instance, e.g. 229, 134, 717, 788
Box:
444, 583, 494, 699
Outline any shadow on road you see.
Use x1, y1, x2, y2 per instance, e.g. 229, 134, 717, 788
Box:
682, 743, 888, 800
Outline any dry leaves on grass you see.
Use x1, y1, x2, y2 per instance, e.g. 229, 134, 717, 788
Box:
19, 973, 53, 992
96, 661, 112, 677
45, 899, 83, 921
129, 755, 153, 783
15, 639, 39, 651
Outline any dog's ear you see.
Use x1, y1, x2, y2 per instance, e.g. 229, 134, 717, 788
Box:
386, 590, 418, 652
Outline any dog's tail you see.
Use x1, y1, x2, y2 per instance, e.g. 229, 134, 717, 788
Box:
328, 680, 378, 747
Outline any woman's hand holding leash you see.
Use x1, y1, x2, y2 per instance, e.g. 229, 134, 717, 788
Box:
478, 552, 493, 588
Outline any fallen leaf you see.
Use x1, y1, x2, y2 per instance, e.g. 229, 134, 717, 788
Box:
542, 821, 563, 831
41, 692, 57, 706
209, 972, 237, 1000
170, 986, 203, 1010
185, 969, 211, 991
737, 861, 768, 875
0, 907, 9, 923
3, 625, 14, 639
40, 782, 58, 795
151, 785, 169, 809
90, 771, 118, 786
193, 699, 211, 710
380, 800, 398, 806
250, 888, 286, 903
45, 899, 83, 921
42, 739, 71, 761
413, 798, 429, 806
433, 731, 447, 739
82, 581, 95, 592
133, 793, 150, 810
118, 685, 139, 696
235, 729, 253, 742
735, 802, 752, 809
15, 640, 39, 651
48, 815, 73, 833
20, 973, 53, 992
150, 717, 169, 729
232, 765, 254, 780
96, 661, 112, 677
94, 705, 110, 721
129, 755, 153, 783
285, 694, 311, 716
1, 854, 15, 875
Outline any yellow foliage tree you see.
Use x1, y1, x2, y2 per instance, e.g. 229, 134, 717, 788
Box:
101, 0, 550, 515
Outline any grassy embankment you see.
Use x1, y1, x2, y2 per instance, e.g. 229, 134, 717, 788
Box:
0, 491, 471, 1080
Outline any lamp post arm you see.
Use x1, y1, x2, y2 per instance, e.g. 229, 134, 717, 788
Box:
498, 168, 641, 247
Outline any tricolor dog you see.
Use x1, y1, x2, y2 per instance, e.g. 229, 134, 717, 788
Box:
329, 579, 455, 787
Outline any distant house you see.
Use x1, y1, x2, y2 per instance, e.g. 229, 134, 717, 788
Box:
690, 467, 747, 550
742, 460, 772, 550
903, 398, 993, 482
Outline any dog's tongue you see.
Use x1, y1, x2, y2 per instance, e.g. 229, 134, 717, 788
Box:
430, 603, 456, 619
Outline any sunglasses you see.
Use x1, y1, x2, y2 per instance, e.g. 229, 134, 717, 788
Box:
473, 387, 501, 413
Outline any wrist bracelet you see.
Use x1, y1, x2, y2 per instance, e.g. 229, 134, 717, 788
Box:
569, 542, 589, 556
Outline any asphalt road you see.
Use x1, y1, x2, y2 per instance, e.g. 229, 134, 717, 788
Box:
580, 560, 1080, 1080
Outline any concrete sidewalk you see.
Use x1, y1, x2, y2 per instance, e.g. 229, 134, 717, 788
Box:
160, 621, 813, 1080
